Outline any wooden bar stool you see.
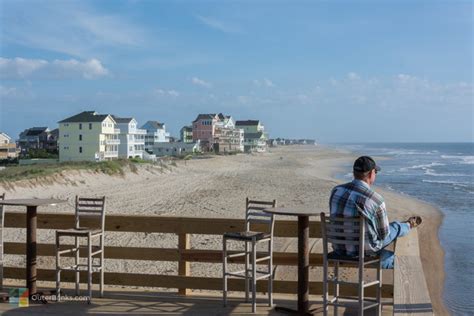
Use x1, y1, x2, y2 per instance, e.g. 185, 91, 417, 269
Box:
222, 198, 277, 313
55, 196, 106, 303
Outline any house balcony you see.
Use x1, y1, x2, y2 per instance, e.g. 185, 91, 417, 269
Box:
105, 139, 120, 145
103, 151, 118, 158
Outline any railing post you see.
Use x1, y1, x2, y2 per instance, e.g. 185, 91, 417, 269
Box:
178, 233, 190, 295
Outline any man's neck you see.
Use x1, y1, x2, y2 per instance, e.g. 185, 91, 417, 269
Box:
354, 178, 371, 188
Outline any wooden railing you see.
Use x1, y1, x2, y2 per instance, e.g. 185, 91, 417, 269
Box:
3, 212, 433, 314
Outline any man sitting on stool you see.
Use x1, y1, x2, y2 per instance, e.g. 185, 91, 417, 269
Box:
329, 156, 422, 268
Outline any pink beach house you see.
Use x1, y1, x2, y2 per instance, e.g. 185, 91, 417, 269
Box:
192, 114, 220, 151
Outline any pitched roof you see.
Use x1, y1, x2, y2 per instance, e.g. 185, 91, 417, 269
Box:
111, 116, 134, 124
58, 111, 112, 123
141, 121, 164, 129
0, 132, 11, 141
192, 114, 218, 122
181, 126, 192, 131
24, 127, 49, 136
235, 120, 260, 126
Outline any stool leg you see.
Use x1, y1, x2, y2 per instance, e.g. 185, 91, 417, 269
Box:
251, 239, 257, 313
245, 241, 249, 302
358, 262, 364, 316
268, 239, 273, 307
223, 237, 227, 307
75, 236, 79, 296
55, 233, 61, 302
334, 261, 339, 316
87, 234, 92, 304
323, 258, 328, 316
376, 261, 382, 316
100, 234, 104, 298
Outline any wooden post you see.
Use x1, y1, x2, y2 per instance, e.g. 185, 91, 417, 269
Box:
26, 206, 37, 296
178, 233, 190, 295
297, 215, 310, 313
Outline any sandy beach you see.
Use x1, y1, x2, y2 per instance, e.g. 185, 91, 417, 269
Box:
0, 146, 447, 314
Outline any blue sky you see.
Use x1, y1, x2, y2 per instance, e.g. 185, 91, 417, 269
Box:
0, 0, 472, 142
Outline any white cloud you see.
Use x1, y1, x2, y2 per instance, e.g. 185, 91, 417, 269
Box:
1, 2, 147, 58
0, 57, 109, 79
154, 88, 180, 97
347, 72, 360, 80
238, 95, 250, 104
195, 15, 241, 34
191, 77, 212, 88
0, 57, 47, 78
0, 85, 17, 97
253, 78, 275, 88
263, 78, 275, 87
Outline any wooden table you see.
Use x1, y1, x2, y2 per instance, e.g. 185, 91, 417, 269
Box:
0, 198, 67, 300
263, 207, 319, 315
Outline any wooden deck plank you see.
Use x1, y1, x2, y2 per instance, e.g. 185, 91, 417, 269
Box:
0, 284, 395, 316
393, 230, 433, 315
3, 267, 394, 298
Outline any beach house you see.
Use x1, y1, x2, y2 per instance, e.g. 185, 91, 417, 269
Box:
0, 132, 20, 160
141, 121, 170, 154
192, 113, 244, 152
58, 111, 120, 162
153, 140, 201, 157
17, 127, 59, 155
214, 114, 244, 153
235, 120, 268, 152
192, 114, 219, 151
180, 126, 193, 143
113, 117, 146, 159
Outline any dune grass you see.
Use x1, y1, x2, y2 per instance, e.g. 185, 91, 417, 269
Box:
0, 160, 138, 183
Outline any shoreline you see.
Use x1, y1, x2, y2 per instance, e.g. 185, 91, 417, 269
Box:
320, 144, 448, 315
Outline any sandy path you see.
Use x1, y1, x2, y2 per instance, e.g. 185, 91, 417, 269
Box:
0, 146, 447, 314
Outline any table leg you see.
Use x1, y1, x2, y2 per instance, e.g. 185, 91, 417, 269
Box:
26, 206, 37, 296
298, 216, 310, 313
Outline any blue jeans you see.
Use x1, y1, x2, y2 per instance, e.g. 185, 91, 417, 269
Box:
378, 221, 411, 269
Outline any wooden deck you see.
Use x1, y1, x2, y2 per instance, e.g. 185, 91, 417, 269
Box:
0, 285, 395, 315
1, 212, 433, 315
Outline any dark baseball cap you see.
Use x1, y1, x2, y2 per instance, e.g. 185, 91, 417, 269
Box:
353, 156, 381, 173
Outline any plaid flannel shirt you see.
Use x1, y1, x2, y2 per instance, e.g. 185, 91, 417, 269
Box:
329, 179, 390, 256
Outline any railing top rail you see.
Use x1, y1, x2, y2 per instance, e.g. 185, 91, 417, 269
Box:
4, 212, 321, 237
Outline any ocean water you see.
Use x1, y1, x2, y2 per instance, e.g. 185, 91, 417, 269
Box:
331, 143, 473, 315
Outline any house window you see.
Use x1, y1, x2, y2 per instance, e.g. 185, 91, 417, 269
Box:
79, 146, 82, 153
79, 123, 82, 130
79, 135, 82, 141
89, 123, 92, 130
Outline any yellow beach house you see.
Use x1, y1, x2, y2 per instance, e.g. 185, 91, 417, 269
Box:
58, 111, 120, 162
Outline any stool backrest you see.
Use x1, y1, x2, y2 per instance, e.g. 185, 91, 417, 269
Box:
75, 196, 106, 231
245, 198, 277, 236
320, 211, 366, 261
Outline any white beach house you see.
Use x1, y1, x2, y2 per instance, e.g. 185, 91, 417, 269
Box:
113, 117, 146, 159
141, 121, 170, 154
